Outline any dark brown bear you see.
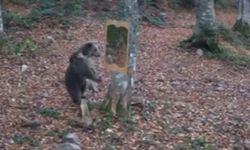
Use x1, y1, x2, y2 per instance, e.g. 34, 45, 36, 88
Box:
65, 42, 101, 104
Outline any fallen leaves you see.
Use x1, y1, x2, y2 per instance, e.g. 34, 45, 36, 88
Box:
0, 8, 250, 150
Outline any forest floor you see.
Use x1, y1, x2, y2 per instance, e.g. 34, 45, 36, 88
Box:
0, 7, 250, 150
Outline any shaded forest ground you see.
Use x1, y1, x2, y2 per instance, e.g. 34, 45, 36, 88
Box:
0, 7, 250, 150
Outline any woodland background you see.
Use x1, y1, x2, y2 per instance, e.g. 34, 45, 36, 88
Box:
0, 0, 250, 150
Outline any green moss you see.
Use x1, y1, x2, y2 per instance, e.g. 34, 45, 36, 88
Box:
14, 133, 39, 147
9, 0, 37, 6
100, 99, 113, 113
174, 138, 213, 150
3, 11, 35, 29
116, 99, 131, 118
87, 101, 101, 110
205, 47, 250, 69
233, 20, 250, 37
219, 24, 243, 47
169, 0, 235, 9
37, 106, 60, 119
100, 112, 113, 132
0, 34, 8, 50
182, 33, 220, 52
4, 0, 85, 29
45, 128, 70, 139
219, 23, 250, 48
102, 145, 115, 150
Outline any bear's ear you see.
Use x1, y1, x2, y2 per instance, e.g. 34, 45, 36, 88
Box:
85, 42, 93, 49
79, 42, 94, 56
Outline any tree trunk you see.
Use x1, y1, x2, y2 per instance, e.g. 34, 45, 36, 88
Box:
184, 0, 219, 51
0, 0, 3, 32
233, 0, 250, 36
103, 0, 139, 117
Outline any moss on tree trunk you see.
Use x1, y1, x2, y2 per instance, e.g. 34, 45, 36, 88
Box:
183, 0, 219, 52
233, 20, 250, 37
185, 28, 219, 51
233, 0, 250, 37
0, 0, 3, 32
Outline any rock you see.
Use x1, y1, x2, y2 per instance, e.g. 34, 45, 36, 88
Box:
54, 143, 81, 150
196, 49, 203, 57
53, 133, 81, 150
159, 12, 167, 19
47, 36, 53, 40
47, 36, 55, 43
244, 139, 250, 150
21, 64, 28, 72
106, 128, 113, 133
216, 86, 225, 91
63, 133, 81, 145
20, 117, 42, 129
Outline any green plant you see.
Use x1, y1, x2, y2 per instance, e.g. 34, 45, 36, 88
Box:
10, 0, 37, 6
218, 24, 243, 47
100, 112, 113, 132
215, 0, 236, 9
3, 11, 35, 29
0, 34, 8, 50
46, 129, 57, 137
206, 47, 250, 69
174, 138, 213, 150
169, 0, 235, 9
191, 138, 213, 150
163, 97, 172, 109
0, 36, 44, 55
191, 138, 206, 148
58, 129, 70, 139
142, 14, 166, 27
102, 144, 115, 150
169, 0, 195, 9
141, 100, 156, 121
219, 23, 250, 48
46, 128, 69, 139
141, 109, 150, 121
4, 0, 85, 29
119, 115, 136, 131
197, 24, 250, 69
14, 38, 40, 54
14, 133, 39, 147
174, 144, 189, 150
33, 0, 84, 24
146, 100, 156, 110
87, 101, 100, 110
157, 120, 168, 130
169, 126, 190, 134
37, 107, 60, 119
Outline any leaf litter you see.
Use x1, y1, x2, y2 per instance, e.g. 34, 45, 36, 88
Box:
0, 9, 250, 150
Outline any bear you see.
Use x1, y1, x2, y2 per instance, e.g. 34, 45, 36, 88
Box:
65, 42, 101, 104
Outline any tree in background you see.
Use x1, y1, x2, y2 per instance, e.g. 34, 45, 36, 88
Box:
233, 0, 250, 37
183, 0, 219, 51
138, 0, 166, 26
103, 0, 139, 117
0, 0, 3, 32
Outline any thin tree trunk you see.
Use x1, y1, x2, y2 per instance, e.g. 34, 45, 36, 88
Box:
184, 0, 219, 51
103, 0, 139, 117
233, 0, 250, 36
0, 0, 3, 32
